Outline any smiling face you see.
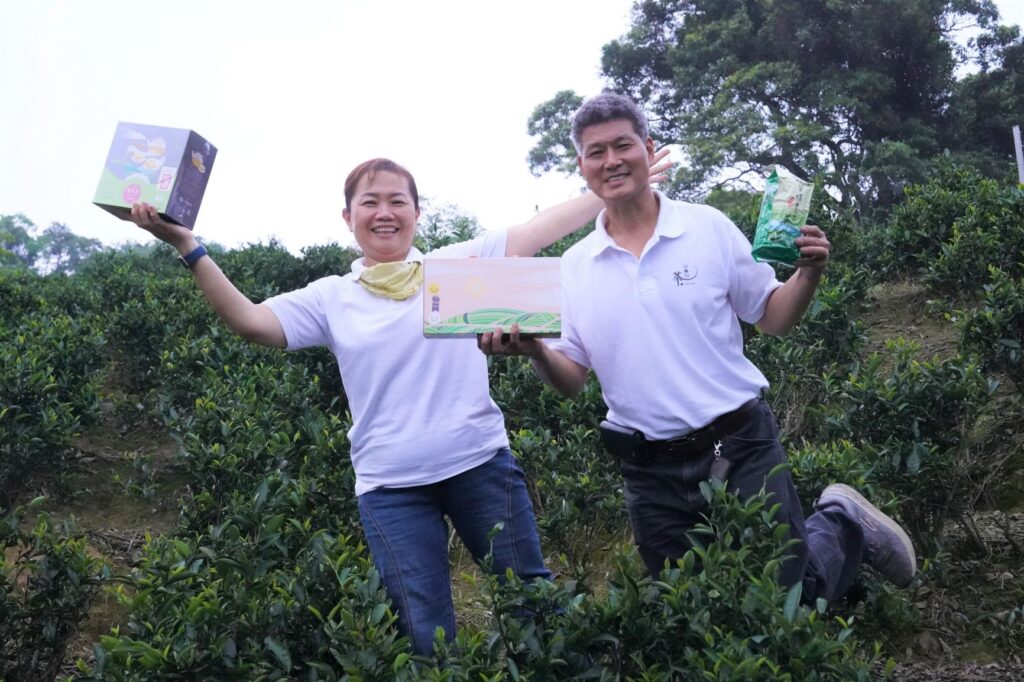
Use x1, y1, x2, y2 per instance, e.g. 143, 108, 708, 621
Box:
576, 118, 655, 204
343, 170, 420, 266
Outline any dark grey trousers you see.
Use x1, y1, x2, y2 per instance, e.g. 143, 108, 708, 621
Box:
618, 399, 864, 603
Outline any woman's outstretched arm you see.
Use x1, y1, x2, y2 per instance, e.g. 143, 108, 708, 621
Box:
129, 203, 287, 348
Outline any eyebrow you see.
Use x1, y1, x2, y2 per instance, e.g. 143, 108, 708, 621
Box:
357, 191, 410, 199
585, 135, 635, 149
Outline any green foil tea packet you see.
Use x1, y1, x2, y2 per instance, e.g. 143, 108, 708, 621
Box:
752, 166, 813, 265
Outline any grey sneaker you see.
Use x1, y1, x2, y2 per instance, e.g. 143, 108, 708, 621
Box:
817, 484, 916, 588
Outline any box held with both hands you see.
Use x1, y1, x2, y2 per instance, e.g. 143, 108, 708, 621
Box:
93, 121, 217, 229
422, 257, 561, 338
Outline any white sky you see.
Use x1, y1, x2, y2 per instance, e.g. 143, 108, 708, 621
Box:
2, 0, 1022, 253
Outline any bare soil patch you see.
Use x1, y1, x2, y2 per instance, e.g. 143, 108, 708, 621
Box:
862, 280, 959, 359
32, 397, 187, 668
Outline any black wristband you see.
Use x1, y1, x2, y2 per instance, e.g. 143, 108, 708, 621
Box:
178, 244, 207, 270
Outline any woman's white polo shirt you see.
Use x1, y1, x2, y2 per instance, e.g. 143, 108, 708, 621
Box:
263, 232, 509, 495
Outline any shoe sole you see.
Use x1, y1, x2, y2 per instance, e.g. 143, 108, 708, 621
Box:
821, 484, 916, 586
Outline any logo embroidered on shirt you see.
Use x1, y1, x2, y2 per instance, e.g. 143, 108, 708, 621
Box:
673, 265, 698, 285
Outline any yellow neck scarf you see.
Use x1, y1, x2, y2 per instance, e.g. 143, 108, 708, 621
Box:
358, 261, 423, 300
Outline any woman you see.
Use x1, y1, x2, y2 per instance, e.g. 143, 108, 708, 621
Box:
130, 153, 668, 656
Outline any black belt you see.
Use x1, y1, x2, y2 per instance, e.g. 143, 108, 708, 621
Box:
600, 398, 761, 464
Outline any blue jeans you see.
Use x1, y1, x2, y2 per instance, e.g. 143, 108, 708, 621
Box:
619, 399, 864, 603
357, 448, 551, 656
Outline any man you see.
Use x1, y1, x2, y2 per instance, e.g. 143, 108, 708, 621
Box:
480, 92, 915, 602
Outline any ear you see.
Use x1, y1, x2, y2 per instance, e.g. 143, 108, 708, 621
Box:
576, 155, 584, 173
342, 208, 353, 231
646, 137, 656, 160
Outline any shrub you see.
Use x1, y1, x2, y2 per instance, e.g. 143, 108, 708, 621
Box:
297, 242, 359, 282
99, 266, 214, 391
87, 476, 411, 680
787, 441, 894, 516
510, 425, 626, 583
0, 312, 104, 506
159, 360, 354, 533
960, 267, 1024, 394
216, 240, 308, 299
460, 480, 876, 680
820, 339, 993, 549
876, 163, 992, 279
0, 268, 45, 324
926, 183, 1024, 296
745, 264, 869, 442
1, 499, 110, 681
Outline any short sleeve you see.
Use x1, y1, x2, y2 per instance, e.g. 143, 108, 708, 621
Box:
262, 278, 334, 350
723, 218, 783, 324
547, 251, 592, 369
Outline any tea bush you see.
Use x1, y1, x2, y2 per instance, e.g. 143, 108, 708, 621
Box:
158, 358, 355, 533
0, 268, 46, 323
13, 193, 1019, 675
1, 499, 110, 681
87, 476, 410, 680
0, 311, 104, 507
451, 481, 877, 680
745, 263, 870, 442
960, 266, 1024, 394
875, 163, 995, 279
296, 242, 360, 283
510, 424, 626, 583
215, 239, 307, 297
97, 266, 214, 392
787, 441, 893, 516
926, 183, 1024, 296
490, 356, 608, 437
490, 358, 627, 581
819, 339, 993, 549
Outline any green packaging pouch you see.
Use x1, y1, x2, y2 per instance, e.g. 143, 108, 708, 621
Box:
752, 166, 813, 264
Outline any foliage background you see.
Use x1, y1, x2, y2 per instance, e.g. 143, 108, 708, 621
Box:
2, 0, 1024, 678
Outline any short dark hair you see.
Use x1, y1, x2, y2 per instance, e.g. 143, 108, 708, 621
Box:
570, 92, 649, 153
344, 158, 419, 210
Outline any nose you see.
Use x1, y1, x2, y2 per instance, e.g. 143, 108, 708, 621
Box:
603, 149, 622, 169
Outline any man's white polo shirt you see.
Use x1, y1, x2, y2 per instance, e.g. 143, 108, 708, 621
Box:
263, 232, 509, 496
550, 192, 782, 439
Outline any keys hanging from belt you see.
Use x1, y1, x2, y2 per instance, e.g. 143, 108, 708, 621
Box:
709, 439, 732, 482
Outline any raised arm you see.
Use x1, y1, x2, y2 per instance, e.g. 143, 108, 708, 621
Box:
755, 225, 831, 336
503, 148, 672, 257
504, 193, 603, 257
130, 203, 287, 349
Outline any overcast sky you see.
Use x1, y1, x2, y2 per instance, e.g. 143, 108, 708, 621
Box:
2, 0, 1022, 253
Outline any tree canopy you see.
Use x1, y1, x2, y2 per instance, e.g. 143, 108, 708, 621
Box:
1, 214, 102, 274
527, 0, 1022, 215
0, 214, 42, 269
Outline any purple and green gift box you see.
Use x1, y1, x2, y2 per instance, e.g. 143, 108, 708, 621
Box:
93, 121, 216, 229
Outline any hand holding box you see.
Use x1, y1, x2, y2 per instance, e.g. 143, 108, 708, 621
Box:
423, 258, 561, 338
94, 122, 217, 229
